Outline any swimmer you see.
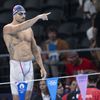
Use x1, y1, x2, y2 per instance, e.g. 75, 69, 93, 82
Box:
3, 5, 50, 100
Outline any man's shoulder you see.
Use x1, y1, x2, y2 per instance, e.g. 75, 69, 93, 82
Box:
82, 57, 91, 62
3, 23, 13, 34
4, 23, 12, 28
58, 38, 66, 41
3, 23, 12, 31
44, 39, 51, 44
31, 93, 42, 100
57, 38, 68, 44
87, 88, 100, 96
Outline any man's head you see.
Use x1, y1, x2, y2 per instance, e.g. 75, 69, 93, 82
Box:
57, 81, 64, 96
88, 74, 99, 86
39, 80, 49, 94
93, 0, 100, 12
67, 51, 80, 65
47, 26, 58, 41
70, 80, 77, 92
13, 5, 26, 23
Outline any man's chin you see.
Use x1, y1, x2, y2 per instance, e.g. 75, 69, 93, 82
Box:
19, 20, 25, 23
20, 18, 25, 22
21, 19, 25, 22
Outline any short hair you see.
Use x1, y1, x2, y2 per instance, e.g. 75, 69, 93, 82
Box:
94, 0, 100, 12
47, 26, 58, 34
88, 75, 99, 83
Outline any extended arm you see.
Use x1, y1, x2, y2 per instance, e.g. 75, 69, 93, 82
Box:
3, 12, 51, 35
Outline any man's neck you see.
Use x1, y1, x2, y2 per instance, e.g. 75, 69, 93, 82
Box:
12, 21, 20, 25
74, 58, 82, 66
41, 91, 49, 95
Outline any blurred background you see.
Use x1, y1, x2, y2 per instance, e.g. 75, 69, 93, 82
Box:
0, 0, 100, 99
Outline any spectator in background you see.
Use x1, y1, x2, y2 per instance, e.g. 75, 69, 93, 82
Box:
78, 74, 100, 100
65, 51, 97, 75
96, 77, 100, 89
86, 15, 98, 64
31, 80, 50, 100
41, 26, 69, 77
78, 0, 83, 8
66, 80, 80, 100
57, 80, 65, 99
69, 80, 78, 92
93, 0, 100, 63
83, 0, 96, 19
86, 16, 97, 47
62, 80, 80, 100
32, 80, 63, 100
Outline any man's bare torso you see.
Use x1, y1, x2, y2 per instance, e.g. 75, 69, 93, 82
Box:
3, 24, 33, 61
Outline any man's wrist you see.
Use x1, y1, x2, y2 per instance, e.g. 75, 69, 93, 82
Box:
40, 66, 45, 70
37, 15, 42, 20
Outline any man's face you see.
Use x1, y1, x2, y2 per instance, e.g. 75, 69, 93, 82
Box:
48, 32, 57, 41
57, 83, 64, 95
14, 11, 26, 23
67, 53, 79, 65
39, 80, 47, 92
70, 81, 77, 91
92, 0, 96, 4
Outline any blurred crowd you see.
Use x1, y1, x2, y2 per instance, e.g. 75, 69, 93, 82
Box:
31, 75, 100, 100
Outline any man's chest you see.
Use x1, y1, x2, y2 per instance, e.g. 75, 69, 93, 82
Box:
16, 29, 32, 42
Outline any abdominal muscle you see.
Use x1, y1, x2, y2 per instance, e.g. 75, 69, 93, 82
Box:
11, 41, 33, 61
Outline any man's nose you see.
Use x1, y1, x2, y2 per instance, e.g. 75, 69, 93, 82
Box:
23, 14, 26, 18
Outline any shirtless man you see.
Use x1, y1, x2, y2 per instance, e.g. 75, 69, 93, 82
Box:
3, 5, 50, 100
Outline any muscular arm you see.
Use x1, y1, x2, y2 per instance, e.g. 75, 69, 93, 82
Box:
3, 12, 50, 35
31, 32, 44, 69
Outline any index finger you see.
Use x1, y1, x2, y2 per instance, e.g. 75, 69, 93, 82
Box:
45, 12, 51, 16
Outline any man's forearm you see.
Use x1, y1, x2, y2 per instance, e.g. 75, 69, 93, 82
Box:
18, 12, 50, 32
19, 12, 50, 31
19, 16, 40, 31
33, 47, 44, 69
